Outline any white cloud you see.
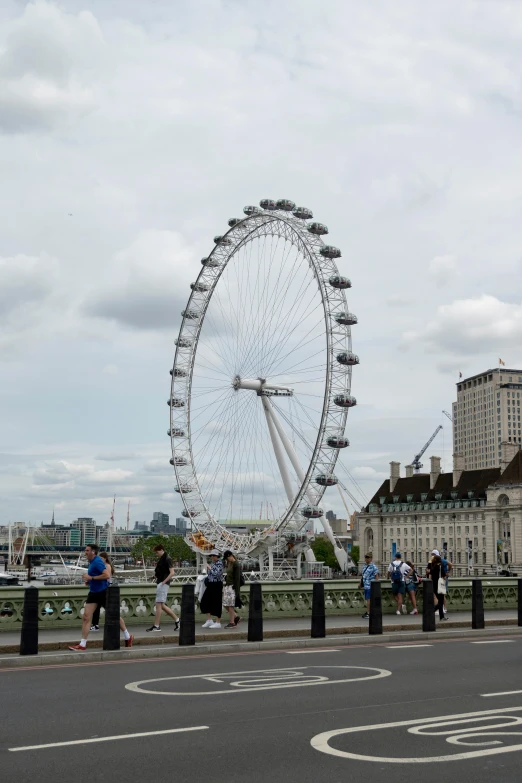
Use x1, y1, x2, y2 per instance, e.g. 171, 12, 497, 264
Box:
0, 1, 102, 133
351, 466, 388, 481
428, 254, 457, 287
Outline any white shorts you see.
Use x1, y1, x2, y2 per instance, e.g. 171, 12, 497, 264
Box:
155, 583, 169, 604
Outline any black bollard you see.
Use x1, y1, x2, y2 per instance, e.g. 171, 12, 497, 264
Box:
422, 579, 436, 632
103, 585, 121, 651
179, 583, 195, 646
247, 582, 263, 642
518, 579, 522, 627
369, 580, 382, 635
472, 579, 485, 630
311, 581, 326, 638
20, 586, 39, 656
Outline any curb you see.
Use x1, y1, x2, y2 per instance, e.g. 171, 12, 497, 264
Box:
1, 623, 521, 670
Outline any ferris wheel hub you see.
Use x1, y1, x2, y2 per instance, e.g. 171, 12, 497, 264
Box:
233, 376, 294, 396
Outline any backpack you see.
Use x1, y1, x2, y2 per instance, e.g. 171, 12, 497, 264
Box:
390, 562, 403, 583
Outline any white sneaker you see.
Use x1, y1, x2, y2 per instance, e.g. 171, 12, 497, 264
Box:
396, 610, 401, 615
410, 609, 418, 615
209, 622, 221, 628
202, 619, 213, 628
401, 605, 407, 614
443, 607, 448, 614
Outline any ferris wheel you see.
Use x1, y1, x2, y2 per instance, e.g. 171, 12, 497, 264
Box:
169, 199, 358, 562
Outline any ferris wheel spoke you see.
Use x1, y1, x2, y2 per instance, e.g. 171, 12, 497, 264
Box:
262, 295, 324, 377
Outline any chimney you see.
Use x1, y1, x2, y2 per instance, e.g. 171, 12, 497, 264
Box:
453, 453, 464, 487
501, 441, 519, 473
390, 461, 400, 492
430, 456, 441, 490
405, 465, 414, 478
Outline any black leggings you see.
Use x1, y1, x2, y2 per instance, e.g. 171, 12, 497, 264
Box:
434, 591, 444, 620
92, 605, 101, 626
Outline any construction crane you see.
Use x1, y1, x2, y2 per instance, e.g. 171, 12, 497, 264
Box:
442, 410, 453, 423
412, 425, 443, 473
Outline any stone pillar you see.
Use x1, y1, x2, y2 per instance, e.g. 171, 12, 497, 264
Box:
405, 465, 414, 478
390, 462, 400, 492
296, 552, 302, 578
430, 456, 441, 489
258, 552, 265, 578
501, 441, 519, 472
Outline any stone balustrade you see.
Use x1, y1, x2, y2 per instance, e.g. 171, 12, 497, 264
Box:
0, 578, 518, 631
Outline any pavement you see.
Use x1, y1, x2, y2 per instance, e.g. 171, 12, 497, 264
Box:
2, 628, 522, 782
0, 609, 518, 654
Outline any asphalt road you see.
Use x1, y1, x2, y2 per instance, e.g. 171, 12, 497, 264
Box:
2, 634, 522, 782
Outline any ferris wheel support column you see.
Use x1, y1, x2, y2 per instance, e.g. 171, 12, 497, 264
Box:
261, 395, 294, 506
264, 398, 317, 505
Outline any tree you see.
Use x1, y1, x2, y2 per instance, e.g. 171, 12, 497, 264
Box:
351, 545, 360, 566
310, 537, 339, 569
131, 534, 195, 565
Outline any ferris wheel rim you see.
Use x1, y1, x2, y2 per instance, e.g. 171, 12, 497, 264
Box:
169, 204, 355, 555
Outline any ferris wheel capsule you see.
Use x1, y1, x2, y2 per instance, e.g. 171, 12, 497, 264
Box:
168, 428, 185, 437
170, 367, 187, 377
276, 199, 296, 211
175, 337, 192, 347
175, 483, 194, 494
333, 311, 358, 326
244, 205, 262, 215
321, 245, 341, 259
326, 435, 350, 448
191, 282, 210, 291
214, 235, 233, 245
260, 198, 277, 210
329, 275, 351, 289
228, 218, 241, 227
301, 505, 323, 518
168, 397, 185, 407
293, 206, 313, 220
182, 309, 200, 320
337, 352, 359, 366
308, 222, 328, 235
334, 394, 357, 408
315, 474, 338, 487
170, 456, 188, 466
201, 257, 222, 267
182, 507, 201, 517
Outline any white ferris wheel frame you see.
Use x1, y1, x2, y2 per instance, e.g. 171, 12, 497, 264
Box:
169, 205, 356, 556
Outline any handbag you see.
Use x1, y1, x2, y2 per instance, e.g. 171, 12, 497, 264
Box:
437, 566, 447, 595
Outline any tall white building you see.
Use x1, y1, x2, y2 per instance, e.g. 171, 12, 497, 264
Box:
453, 368, 522, 470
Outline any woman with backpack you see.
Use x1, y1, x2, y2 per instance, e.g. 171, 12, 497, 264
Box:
222, 550, 243, 628
404, 560, 419, 615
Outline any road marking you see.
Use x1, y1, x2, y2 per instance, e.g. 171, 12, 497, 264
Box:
471, 640, 514, 644
285, 649, 340, 654
125, 665, 391, 696
203, 677, 224, 683
385, 645, 433, 649
481, 690, 522, 698
9, 725, 208, 752
311, 705, 522, 763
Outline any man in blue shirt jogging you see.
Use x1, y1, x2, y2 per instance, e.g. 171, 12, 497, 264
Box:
69, 544, 109, 651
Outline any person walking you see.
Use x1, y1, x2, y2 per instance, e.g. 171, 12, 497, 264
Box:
426, 553, 447, 621
90, 551, 134, 647
222, 550, 242, 628
387, 553, 411, 615
69, 544, 110, 652
146, 544, 180, 632
201, 550, 223, 629
360, 553, 379, 619
404, 560, 419, 615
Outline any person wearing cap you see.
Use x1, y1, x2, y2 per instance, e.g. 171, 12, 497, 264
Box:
387, 553, 412, 615
427, 549, 452, 616
359, 553, 379, 619
201, 550, 223, 629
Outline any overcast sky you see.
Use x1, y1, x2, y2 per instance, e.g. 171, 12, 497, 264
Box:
2, 0, 522, 527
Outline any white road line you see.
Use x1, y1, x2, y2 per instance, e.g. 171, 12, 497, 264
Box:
471, 640, 514, 644
385, 645, 433, 649
481, 690, 522, 698
9, 725, 208, 752
285, 649, 341, 654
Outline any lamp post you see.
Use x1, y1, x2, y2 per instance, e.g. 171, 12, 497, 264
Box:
452, 513, 456, 574
414, 515, 418, 564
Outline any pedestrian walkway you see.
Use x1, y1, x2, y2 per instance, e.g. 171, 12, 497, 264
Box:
0, 609, 517, 654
